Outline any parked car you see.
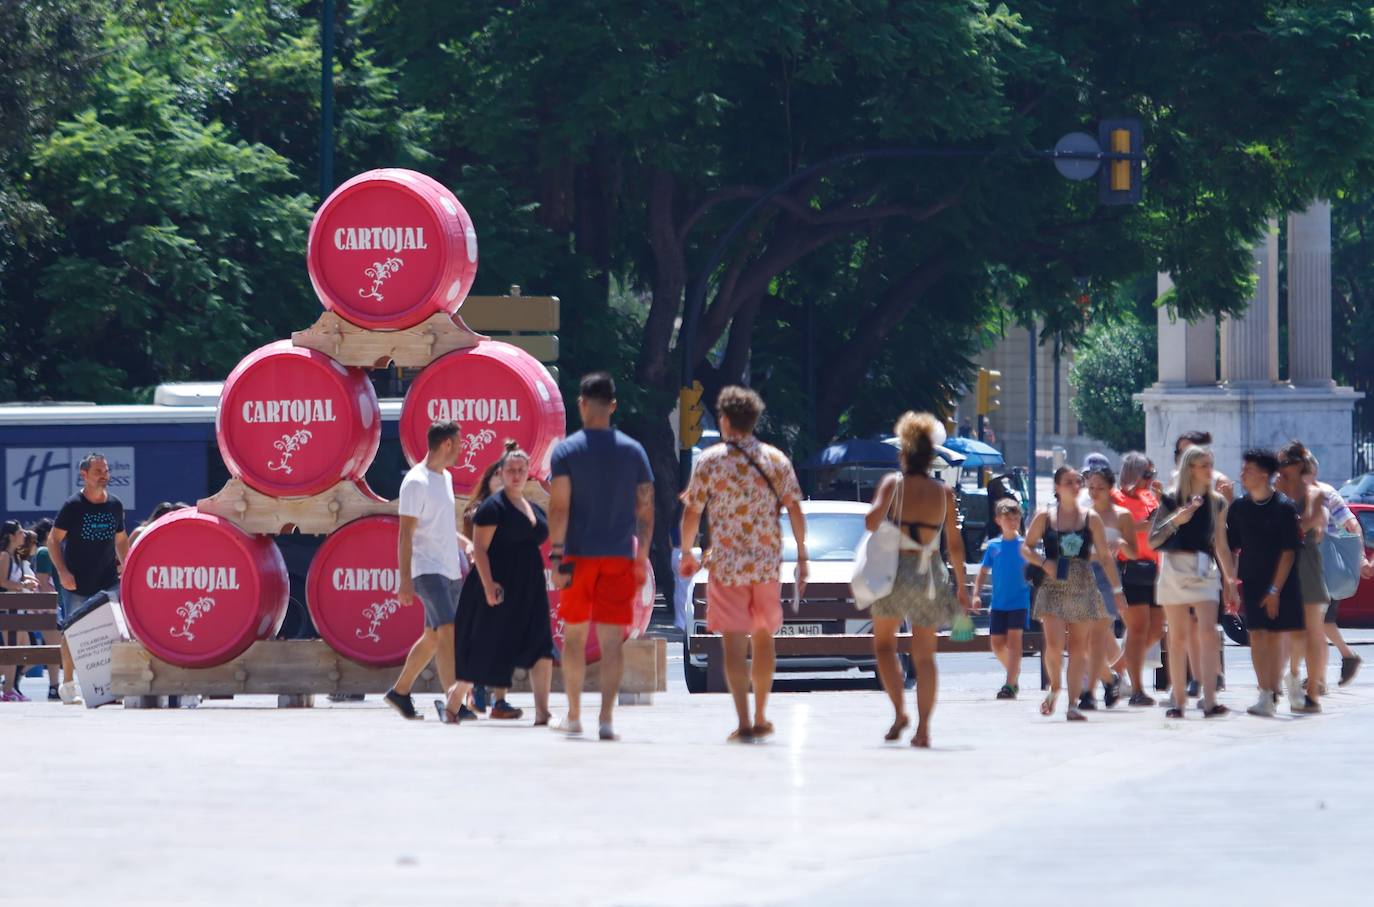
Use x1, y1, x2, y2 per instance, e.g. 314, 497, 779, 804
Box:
1339, 473, 1374, 504
682, 501, 878, 692
1221, 500, 1374, 644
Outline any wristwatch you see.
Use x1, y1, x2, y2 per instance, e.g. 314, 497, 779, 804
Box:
1267, 584, 1279, 596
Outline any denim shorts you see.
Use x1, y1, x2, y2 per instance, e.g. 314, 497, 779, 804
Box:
413, 574, 461, 628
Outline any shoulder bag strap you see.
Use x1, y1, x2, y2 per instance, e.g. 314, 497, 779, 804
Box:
726, 441, 783, 511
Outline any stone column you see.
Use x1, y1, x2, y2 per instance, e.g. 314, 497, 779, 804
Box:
1154, 273, 1216, 386
1220, 220, 1279, 385
1287, 200, 1334, 386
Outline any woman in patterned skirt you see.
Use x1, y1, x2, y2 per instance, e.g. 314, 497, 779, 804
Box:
1023, 467, 1128, 720
865, 412, 972, 748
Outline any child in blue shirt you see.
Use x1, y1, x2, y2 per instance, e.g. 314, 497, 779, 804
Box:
973, 499, 1031, 699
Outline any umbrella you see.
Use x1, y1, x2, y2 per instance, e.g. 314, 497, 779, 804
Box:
940, 436, 1005, 468
801, 439, 899, 469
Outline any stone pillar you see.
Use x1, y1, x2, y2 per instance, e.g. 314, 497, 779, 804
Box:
1287, 200, 1334, 386
1220, 220, 1279, 385
1154, 273, 1216, 386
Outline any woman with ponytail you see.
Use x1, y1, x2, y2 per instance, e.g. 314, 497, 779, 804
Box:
865, 412, 972, 748
439, 441, 555, 725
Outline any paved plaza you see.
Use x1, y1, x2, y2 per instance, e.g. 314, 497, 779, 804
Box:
5, 639, 1372, 906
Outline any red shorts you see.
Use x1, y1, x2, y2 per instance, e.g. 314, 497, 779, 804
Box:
560, 557, 638, 626
706, 581, 782, 635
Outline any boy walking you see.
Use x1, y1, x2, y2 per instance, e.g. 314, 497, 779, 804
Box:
1226, 449, 1304, 717
973, 499, 1030, 699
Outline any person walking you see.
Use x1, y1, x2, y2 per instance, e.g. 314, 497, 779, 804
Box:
1306, 452, 1369, 686
679, 386, 805, 743
1112, 452, 1163, 706
1023, 467, 1127, 721
547, 373, 654, 741
1226, 449, 1304, 717
439, 442, 555, 726
1150, 445, 1237, 718
859, 413, 970, 745
384, 421, 469, 721
1276, 441, 1329, 713
973, 499, 1029, 700
460, 459, 518, 719
1082, 464, 1137, 710
1173, 431, 1232, 695
47, 454, 129, 667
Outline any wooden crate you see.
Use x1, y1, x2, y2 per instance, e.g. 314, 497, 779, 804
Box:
110, 637, 666, 703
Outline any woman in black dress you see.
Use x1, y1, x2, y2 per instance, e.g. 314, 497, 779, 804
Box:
438, 442, 554, 725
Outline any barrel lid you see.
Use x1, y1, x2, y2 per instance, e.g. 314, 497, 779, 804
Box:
217, 341, 379, 498
400, 344, 561, 496
121, 510, 277, 668
307, 169, 477, 329
306, 515, 421, 667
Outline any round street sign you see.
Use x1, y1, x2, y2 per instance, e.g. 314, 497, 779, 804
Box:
1053, 132, 1102, 181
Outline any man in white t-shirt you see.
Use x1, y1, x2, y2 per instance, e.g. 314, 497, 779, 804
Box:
385, 420, 469, 720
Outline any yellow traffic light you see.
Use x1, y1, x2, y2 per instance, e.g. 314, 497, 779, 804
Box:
679, 380, 705, 449
976, 368, 1002, 416
1098, 118, 1142, 205
1110, 128, 1130, 192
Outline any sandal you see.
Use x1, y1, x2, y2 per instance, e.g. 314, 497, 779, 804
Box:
1066, 708, 1086, 722
884, 715, 910, 742
751, 721, 775, 739
1201, 703, 1229, 718
727, 727, 755, 744
1165, 706, 1184, 719
433, 699, 461, 725
1040, 691, 1059, 716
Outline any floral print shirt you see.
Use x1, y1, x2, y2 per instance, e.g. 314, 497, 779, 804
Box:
684, 436, 802, 587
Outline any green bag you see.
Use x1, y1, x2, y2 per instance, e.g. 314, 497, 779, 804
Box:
950, 612, 975, 642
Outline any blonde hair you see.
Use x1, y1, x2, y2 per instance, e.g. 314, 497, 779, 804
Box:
895, 411, 941, 475
1170, 445, 1219, 504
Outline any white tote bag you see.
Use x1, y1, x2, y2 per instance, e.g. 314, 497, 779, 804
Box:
852, 474, 904, 609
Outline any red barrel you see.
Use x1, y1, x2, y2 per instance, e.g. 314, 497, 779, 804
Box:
399, 342, 565, 496
217, 340, 381, 498
307, 168, 478, 330
121, 510, 289, 668
306, 515, 423, 667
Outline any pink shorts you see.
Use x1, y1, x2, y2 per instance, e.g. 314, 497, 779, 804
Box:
706, 581, 782, 635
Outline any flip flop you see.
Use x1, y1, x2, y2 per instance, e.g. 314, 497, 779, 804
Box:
1040, 691, 1058, 716
1065, 708, 1086, 721
884, 715, 910, 742
433, 700, 461, 725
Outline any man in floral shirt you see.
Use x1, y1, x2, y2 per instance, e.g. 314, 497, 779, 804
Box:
679, 386, 807, 742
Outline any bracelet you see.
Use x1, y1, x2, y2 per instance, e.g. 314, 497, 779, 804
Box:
1267, 584, 1279, 596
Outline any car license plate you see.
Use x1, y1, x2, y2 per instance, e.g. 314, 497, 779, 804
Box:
777, 623, 824, 637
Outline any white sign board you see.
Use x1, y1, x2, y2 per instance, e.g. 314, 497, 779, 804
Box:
65, 597, 131, 708
4, 447, 136, 512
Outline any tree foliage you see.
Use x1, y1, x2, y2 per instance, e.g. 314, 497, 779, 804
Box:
1069, 316, 1157, 453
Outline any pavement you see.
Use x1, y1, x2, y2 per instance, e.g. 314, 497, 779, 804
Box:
4, 636, 1373, 906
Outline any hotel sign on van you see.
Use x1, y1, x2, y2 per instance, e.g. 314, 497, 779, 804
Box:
4, 447, 136, 512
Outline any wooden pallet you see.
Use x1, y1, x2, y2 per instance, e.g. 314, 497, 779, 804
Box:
109, 637, 666, 706
196, 478, 397, 536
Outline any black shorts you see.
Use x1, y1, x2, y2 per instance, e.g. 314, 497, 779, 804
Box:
1119, 560, 1158, 607
1123, 583, 1157, 607
1243, 594, 1304, 633
1326, 600, 1341, 624
990, 609, 1028, 635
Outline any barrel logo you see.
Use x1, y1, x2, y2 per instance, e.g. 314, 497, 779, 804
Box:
145, 565, 240, 593
332, 567, 399, 593
333, 226, 429, 253
425, 397, 522, 423
169, 596, 216, 642
357, 597, 402, 644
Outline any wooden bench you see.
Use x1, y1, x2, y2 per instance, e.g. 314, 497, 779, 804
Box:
0, 591, 63, 676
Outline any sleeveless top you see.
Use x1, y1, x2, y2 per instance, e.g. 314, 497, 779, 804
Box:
1157, 493, 1214, 554
1044, 503, 1093, 560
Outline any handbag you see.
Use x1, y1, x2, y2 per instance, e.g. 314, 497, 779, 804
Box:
1321, 530, 1364, 601
1120, 559, 1157, 588
852, 473, 904, 609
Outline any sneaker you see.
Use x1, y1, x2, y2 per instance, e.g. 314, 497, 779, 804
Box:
48, 685, 60, 701
1077, 692, 1098, 711
996, 684, 1017, 700
1119, 677, 1135, 699
1340, 655, 1362, 686
1066, 708, 1087, 721
1165, 706, 1185, 719
458, 704, 479, 721
489, 699, 524, 720
58, 681, 80, 705
383, 688, 421, 720
1200, 702, 1229, 718
1285, 674, 1304, 712
1294, 695, 1321, 715
1103, 673, 1122, 709
1186, 679, 1200, 698
1128, 691, 1156, 707
1247, 691, 1276, 717
0, 690, 18, 703
599, 723, 619, 741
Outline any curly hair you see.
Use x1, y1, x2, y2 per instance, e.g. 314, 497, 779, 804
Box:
895, 411, 942, 475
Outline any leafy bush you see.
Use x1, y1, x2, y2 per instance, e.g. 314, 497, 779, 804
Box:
1069, 318, 1157, 453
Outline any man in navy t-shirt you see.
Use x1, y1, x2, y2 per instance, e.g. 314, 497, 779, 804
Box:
547, 372, 654, 740
973, 499, 1030, 699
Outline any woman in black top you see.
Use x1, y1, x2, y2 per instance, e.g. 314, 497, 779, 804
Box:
1149, 445, 1236, 718
438, 442, 554, 726
1023, 467, 1127, 721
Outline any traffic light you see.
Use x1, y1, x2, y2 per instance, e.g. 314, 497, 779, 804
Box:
679, 380, 705, 449
976, 368, 1002, 416
1098, 118, 1143, 205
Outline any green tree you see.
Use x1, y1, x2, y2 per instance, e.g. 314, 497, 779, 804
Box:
1069, 317, 1157, 453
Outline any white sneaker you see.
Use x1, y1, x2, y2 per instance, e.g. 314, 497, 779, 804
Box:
1247, 690, 1276, 717
1119, 677, 1135, 699
58, 682, 80, 705
1285, 674, 1304, 712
